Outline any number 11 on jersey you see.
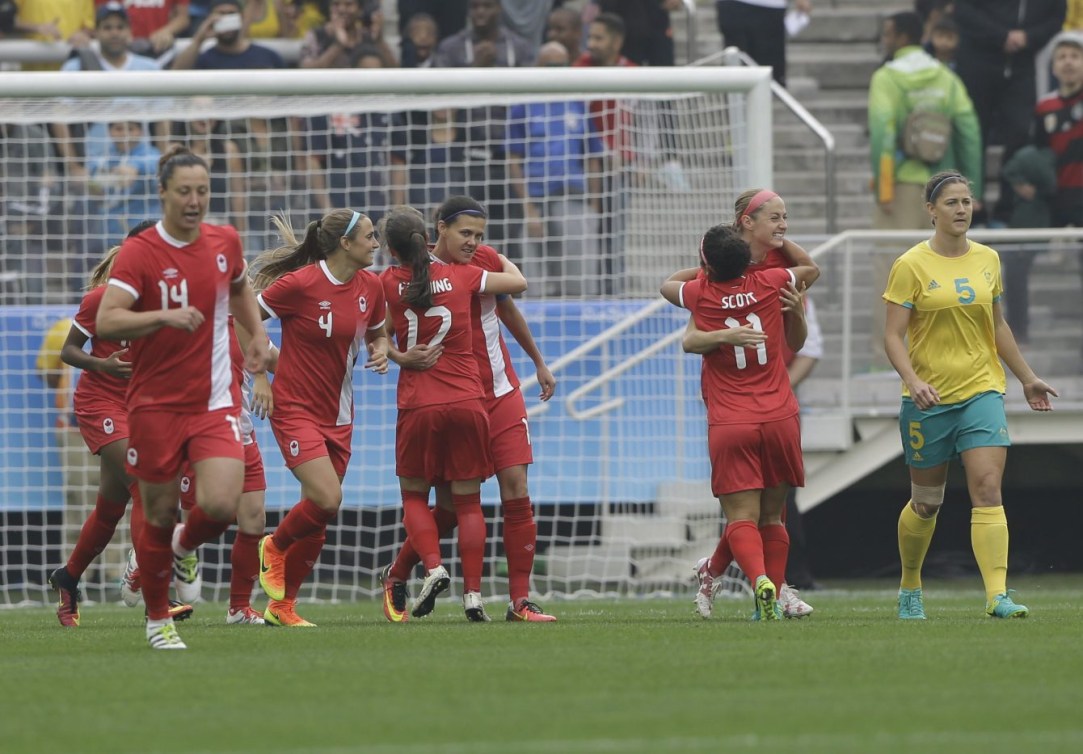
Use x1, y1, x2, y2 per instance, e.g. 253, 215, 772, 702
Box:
723, 313, 767, 369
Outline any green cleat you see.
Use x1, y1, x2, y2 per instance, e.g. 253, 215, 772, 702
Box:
898, 588, 926, 620
986, 591, 1029, 619
753, 575, 780, 622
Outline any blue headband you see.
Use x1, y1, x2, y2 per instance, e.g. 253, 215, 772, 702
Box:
343, 211, 361, 236
441, 209, 486, 224
928, 175, 960, 204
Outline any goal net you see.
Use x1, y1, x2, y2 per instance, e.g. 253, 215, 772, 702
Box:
0, 67, 770, 607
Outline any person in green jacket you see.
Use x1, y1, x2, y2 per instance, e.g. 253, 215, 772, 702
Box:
866, 10, 983, 367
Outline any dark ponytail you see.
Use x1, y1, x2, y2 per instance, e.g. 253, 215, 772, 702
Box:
383, 206, 433, 308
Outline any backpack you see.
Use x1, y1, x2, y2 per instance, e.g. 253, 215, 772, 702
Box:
901, 109, 953, 164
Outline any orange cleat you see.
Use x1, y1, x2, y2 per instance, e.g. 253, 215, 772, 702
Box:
506, 599, 557, 623
258, 535, 286, 601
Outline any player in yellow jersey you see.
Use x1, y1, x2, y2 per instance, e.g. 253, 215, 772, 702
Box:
883, 171, 1058, 620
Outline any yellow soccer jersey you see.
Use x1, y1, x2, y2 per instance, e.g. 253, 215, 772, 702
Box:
883, 240, 1006, 404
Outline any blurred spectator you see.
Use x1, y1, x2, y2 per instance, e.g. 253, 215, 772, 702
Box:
398, 0, 465, 42
401, 12, 437, 67
433, 0, 531, 264
952, 0, 1066, 223
928, 16, 959, 68
14, 0, 94, 70
590, 0, 680, 67
52, 4, 167, 183
1069, 0, 1083, 30
171, 102, 248, 232
573, 12, 634, 293
306, 50, 391, 223
914, 0, 954, 45
86, 120, 161, 251
508, 41, 604, 296
500, 0, 558, 56
301, 0, 396, 68
1, 1, 16, 36
98, 0, 191, 55
714, 0, 812, 86
389, 107, 468, 223
244, 0, 325, 39
545, 6, 581, 57
172, 0, 286, 69
1000, 144, 1056, 342
867, 11, 981, 366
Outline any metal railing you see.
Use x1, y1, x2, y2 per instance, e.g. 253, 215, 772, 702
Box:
690, 46, 838, 234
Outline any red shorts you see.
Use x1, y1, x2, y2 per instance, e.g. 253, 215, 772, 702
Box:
708, 415, 804, 497
396, 400, 493, 483
486, 389, 533, 472
126, 407, 244, 484
180, 434, 266, 510
75, 401, 129, 455
271, 413, 353, 478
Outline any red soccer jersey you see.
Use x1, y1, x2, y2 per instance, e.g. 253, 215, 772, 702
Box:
258, 261, 386, 426
680, 267, 799, 425
107, 222, 245, 414
382, 262, 487, 409
467, 245, 520, 400
72, 285, 129, 409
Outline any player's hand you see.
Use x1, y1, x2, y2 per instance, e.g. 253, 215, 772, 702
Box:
779, 280, 806, 315
365, 341, 389, 374
906, 379, 940, 410
1022, 379, 1057, 411
536, 364, 556, 402
718, 325, 766, 348
251, 373, 274, 419
101, 347, 132, 379
398, 343, 443, 371
163, 306, 205, 333
245, 336, 272, 375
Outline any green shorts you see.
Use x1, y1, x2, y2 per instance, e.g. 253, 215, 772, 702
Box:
899, 391, 1010, 468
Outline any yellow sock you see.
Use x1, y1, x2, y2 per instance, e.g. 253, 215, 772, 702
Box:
971, 505, 1009, 602
898, 501, 937, 590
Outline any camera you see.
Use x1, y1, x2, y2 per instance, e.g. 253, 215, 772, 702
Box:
213, 13, 243, 34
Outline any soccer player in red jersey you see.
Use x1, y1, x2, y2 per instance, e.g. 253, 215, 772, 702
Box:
175, 320, 269, 625
380, 196, 558, 624
249, 209, 388, 628
661, 224, 819, 621
96, 146, 271, 650
381, 205, 527, 622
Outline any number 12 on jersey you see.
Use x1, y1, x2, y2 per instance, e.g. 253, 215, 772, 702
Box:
723, 313, 767, 369
404, 306, 452, 348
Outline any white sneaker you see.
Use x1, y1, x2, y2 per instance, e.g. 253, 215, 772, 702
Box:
411, 565, 450, 618
693, 557, 715, 619
463, 591, 491, 622
119, 548, 142, 607
146, 618, 187, 650
226, 606, 266, 625
779, 584, 814, 619
171, 524, 202, 603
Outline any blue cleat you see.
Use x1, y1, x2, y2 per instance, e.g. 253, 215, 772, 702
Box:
986, 590, 1029, 619
898, 588, 926, 620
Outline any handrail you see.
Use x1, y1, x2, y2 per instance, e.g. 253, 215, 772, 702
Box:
680, 0, 698, 66
690, 46, 838, 234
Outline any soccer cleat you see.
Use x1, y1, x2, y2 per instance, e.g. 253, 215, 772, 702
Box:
411, 564, 450, 618
779, 584, 814, 619
258, 535, 286, 602
753, 575, 780, 622
119, 548, 142, 607
145, 599, 194, 623
693, 557, 715, 619
264, 600, 316, 627
987, 590, 1029, 619
379, 564, 409, 623
226, 606, 266, 625
898, 587, 927, 620
171, 525, 202, 603
49, 567, 81, 628
146, 619, 187, 650
463, 591, 491, 622
506, 598, 557, 623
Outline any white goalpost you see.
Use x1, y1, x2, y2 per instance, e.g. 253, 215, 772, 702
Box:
0, 66, 771, 606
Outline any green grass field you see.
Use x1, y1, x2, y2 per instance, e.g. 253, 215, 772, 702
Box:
4, 575, 1083, 754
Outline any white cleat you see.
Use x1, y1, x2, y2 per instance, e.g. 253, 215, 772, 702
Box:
146, 619, 187, 650
171, 524, 203, 604
119, 548, 142, 607
779, 584, 814, 619
463, 591, 491, 622
226, 606, 266, 625
411, 565, 450, 618
693, 557, 715, 619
